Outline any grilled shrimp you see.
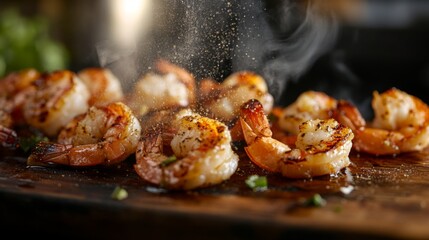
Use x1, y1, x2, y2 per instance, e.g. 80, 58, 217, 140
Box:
0, 69, 41, 125
240, 99, 353, 178
334, 88, 429, 155
135, 110, 239, 190
78, 68, 124, 106
27, 102, 141, 166
202, 71, 274, 122
279, 91, 337, 135
0, 68, 40, 99
23, 70, 90, 137
127, 59, 195, 116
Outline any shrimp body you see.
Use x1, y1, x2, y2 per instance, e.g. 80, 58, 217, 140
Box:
78, 68, 124, 106
335, 89, 429, 155
0, 69, 40, 125
240, 99, 353, 178
0, 68, 40, 99
279, 91, 337, 135
372, 89, 427, 130
135, 111, 239, 190
128, 60, 195, 116
28, 102, 141, 166
23, 70, 90, 137
203, 71, 274, 122
280, 119, 353, 178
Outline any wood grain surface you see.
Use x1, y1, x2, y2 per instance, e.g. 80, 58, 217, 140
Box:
1, 146, 429, 239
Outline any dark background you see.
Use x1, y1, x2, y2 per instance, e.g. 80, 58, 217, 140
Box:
1, 0, 429, 117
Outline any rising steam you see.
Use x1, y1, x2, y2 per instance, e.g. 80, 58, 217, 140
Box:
95, 0, 338, 98
259, 1, 339, 99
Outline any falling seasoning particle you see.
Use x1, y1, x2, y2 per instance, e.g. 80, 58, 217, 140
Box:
111, 186, 128, 201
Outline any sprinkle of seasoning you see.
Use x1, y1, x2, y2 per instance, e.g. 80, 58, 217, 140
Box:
245, 175, 268, 192
111, 186, 128, 201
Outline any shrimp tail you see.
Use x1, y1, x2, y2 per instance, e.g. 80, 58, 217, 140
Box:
27, 142, 73, 166
240, 99, 272, 138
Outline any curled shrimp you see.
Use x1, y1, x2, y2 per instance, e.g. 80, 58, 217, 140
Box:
201, 71, 274, 122
240, 99, 353, 178
78, 68, 124, 106
23, 70, 90, 137
127, 59, 195, 116
0, 69, 43, 149
27, 102, 141, 166
0, 69, 40, 125
0, 68, 40, 100
278, 91, 337, 135
134, 110, 239, 190
334, 88, 429, 155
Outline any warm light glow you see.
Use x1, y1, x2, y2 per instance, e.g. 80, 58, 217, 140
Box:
110, 0, 153, 47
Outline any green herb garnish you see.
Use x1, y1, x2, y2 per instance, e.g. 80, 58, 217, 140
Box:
245, 175, 268, 191
305, 194, 326, 207
160, 155, 177, 167
111, 186, 128, 201
19, 135, 49, 152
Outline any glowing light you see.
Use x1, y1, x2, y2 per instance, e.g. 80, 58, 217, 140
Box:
110, 0, 153, 47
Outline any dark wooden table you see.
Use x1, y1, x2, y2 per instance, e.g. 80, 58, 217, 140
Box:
1, 147, 428, 239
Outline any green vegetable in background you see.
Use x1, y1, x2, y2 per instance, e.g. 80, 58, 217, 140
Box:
0, 8, 69, 77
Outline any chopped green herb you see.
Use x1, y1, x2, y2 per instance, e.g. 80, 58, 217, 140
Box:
305, 194, 326, 207
19, 135, 49, 152
111, 186, 128, 201
160, 155, 177, 167
245, 175, 268, 191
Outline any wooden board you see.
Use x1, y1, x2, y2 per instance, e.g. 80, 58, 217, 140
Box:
1, 147, 429, 239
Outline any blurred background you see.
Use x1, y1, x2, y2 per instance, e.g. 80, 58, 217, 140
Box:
1, 0, 429, 117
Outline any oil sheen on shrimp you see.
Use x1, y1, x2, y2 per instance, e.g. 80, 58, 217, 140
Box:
23, 70, 90, 137
127, 60, 195, 116
134, 110, 239, 190
334, 88, 429, 155
279, 91, 337, 135
27, 102, 141, 166
240, 99, 353, 178
202, 71, 274, 122
78, 68, 124, 106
